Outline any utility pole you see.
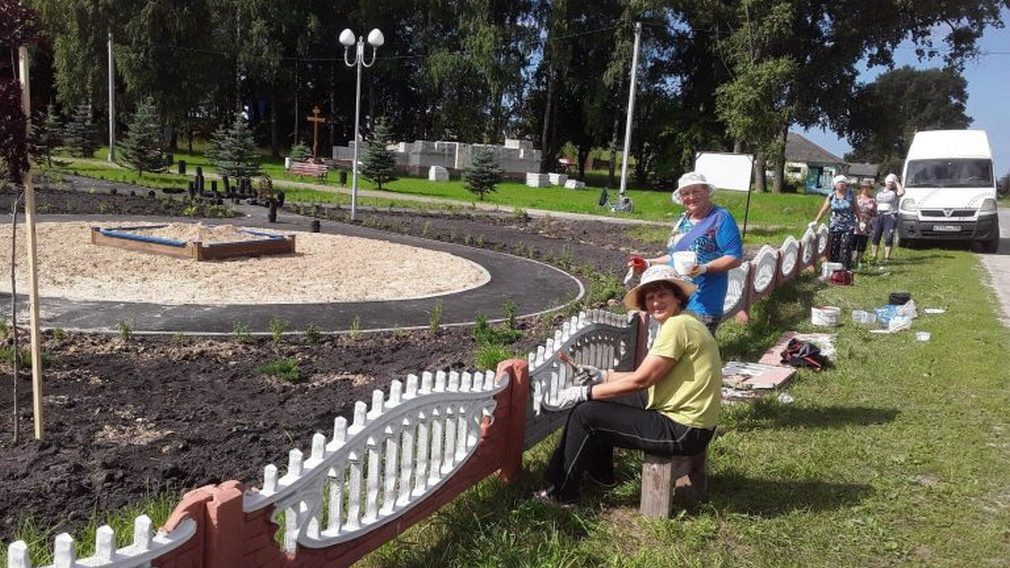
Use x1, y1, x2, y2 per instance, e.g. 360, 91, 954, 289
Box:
107, 31, 116, 162
18, 47, 45, 440
618, 22, 642, 197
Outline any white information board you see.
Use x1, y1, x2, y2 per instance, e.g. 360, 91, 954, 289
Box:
694, 152, 754, 192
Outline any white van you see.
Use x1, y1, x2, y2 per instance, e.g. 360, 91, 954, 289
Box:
898, 130, 1000, 252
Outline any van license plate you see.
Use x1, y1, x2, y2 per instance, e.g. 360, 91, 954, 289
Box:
932, 225, 961, 232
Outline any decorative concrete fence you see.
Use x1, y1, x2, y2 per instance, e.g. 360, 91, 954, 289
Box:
7, 226, 830, 568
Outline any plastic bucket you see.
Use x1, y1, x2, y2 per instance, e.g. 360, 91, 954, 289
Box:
852, 310, 877, 325
811, 305, 841, 327
821, 262, 844, 279
672, 251, 698, 276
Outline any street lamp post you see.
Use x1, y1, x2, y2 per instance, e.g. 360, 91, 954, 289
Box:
340, 27, 384, 222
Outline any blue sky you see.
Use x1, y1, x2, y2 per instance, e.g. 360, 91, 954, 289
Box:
800, 9, 1010, 176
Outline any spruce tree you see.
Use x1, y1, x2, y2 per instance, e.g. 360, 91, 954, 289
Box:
208, 114, 261, 180
29, 104, 62, 167
62, 103, 98, 158
360, 117, 397, 190
288, 141, 311, 162
120, 97, 165, 175
464, 146, 504, 200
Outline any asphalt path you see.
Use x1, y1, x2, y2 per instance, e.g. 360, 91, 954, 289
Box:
2, 206, 584, 335
979, 208, 1010, 326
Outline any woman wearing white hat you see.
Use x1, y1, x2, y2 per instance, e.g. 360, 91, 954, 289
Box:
810, 174, 857, 270
631, 172, 743, 334
536, 265, 721, 506
870, 173, 905, 262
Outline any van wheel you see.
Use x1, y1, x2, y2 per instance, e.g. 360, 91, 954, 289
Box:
980, 219, 1000, 254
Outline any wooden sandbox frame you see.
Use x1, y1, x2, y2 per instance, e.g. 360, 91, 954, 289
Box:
90, 225, 296, 261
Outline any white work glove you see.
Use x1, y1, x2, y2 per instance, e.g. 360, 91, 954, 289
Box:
552, 386, 590, 409
573, 365, 605, 386
807, 221, 817, 230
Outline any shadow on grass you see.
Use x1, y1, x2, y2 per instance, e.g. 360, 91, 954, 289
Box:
708, 470, 873, 517
730, 398, 900, 431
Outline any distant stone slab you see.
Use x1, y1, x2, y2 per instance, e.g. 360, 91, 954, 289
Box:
526, 173, 550, 188
548, 173, 568, 186
564, 179, 586, 189
428, 165, 449, 181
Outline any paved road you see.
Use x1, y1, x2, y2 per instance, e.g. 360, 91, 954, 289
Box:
979, 208, 1010, 326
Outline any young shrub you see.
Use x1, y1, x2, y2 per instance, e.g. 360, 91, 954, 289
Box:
464, 146, 504, 200
233, 322, 252, 344
429, 300, 444, 333
305, 323, 322, 345
257, 357, 301, 383
117, 319, 134, 341
349, 315, 362, 341
360, 117, 398, 190
502, 300, 518, 331
268, 317, 288, 342
120, 97, 165, 175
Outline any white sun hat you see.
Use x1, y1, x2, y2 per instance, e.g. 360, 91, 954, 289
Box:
831, 174, 848, 187
885, 173, 899, 183
623, 264, 698, 311
672, 172, 716, 204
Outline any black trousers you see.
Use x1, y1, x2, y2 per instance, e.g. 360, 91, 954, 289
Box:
544, 399, 715, 501
828, 230, 854, 270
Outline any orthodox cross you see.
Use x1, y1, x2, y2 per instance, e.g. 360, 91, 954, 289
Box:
305, 106, 327, 160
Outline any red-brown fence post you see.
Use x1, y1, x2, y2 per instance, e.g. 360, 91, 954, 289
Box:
154, 485, 216, 568
204, 481, 246, 568
496, 358, 530, 483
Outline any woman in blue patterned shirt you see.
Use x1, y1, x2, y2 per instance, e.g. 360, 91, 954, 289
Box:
810, 174, 856, 270
634, 172, 743, 335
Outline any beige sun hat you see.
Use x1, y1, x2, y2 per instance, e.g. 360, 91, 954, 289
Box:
623, 264, 698, 311
672, 172, 715, 204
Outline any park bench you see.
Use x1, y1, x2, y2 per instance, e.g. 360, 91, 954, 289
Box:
640, 449, 708, 517
288, 161, 329, 180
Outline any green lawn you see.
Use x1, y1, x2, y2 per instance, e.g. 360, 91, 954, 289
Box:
50, 148, 823, 228
367, 247, 1010, 567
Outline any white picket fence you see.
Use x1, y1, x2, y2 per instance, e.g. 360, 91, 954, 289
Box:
721, 223, 828, 319
5, 515, 195, 568
529, 311, 635, 414
5, 222, 830, 566
241, 369, 504, 552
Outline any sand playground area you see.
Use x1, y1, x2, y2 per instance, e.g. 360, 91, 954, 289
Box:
0, 222, 490, 305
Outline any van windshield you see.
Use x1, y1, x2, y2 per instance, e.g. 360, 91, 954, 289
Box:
905, 159, 993, 188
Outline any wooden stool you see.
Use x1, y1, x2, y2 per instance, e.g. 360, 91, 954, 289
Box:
639, 449, 707, 518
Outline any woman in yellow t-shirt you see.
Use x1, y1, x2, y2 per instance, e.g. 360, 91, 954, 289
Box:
537, 265, 722, 506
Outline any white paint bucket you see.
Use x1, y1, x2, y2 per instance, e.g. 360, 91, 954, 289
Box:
811, 305, 841, 327
672, 251, 698, 276
820, 262, 844, 279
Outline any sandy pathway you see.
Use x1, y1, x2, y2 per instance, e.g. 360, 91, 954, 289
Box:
0, 222, 490, 305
